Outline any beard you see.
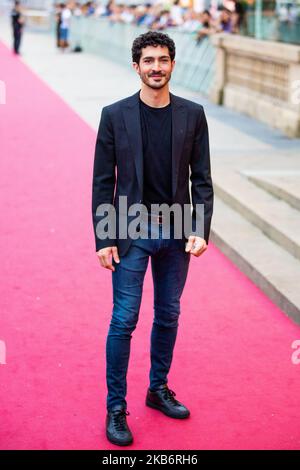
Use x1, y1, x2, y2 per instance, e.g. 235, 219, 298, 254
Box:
139, 71, 172, 89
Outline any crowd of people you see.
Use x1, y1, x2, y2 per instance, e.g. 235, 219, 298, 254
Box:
54, 0, 247, 50
10, 0, 300, 55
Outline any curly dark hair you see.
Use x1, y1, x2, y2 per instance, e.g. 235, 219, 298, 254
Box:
131, 31, 176, 64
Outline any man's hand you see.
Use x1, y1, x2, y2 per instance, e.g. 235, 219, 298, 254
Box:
96, 246, 120, 271
185, 236, 207, 257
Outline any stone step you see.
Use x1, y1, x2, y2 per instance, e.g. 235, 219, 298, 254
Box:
243, 170, 300, 212
211, 196, 300, 325
213, 170, 300, 261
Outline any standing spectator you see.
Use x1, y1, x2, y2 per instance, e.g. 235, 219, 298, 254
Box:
216, 7, 232, 33
120, 5, 136, 24
196, 10, 216, 43
137, 4, 157, 28
73, 2, 83, 17
232, 0, 246, 33
73, 2, 83, 52
11, 0, 25, 55
103, 0, 115, 17
135, 5, 148, 26
55, 3, 63, 48
85, 1, 95, 16
180, 9, 202, 33
59, 3, 72, 51
170, 0, 184, 26
151, 10, 173, 30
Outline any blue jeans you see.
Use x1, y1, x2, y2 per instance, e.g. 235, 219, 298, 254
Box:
106, 217, 191, 411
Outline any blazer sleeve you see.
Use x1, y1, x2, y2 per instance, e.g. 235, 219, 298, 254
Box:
189, 106, 214, 244
92, 106, 117, 252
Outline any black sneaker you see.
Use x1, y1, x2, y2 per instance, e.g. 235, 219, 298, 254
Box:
106, 407, 133, 446
146, 384, 190, 419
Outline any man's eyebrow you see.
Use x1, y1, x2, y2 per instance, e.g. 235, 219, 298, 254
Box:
142, 55, 171, 60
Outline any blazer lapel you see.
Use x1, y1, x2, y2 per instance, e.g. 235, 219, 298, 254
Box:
121, 90, 187, 201
121, 91, 144, 196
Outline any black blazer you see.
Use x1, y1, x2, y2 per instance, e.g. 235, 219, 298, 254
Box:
92, 90, 214, 257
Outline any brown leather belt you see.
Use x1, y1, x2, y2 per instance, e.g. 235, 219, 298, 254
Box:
146, 212, 175, 225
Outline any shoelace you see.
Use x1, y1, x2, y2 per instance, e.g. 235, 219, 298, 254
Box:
112, 410, 130, 432
162, 387, 180, 406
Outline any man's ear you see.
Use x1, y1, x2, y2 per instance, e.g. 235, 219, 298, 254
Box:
132, 62, 139, 72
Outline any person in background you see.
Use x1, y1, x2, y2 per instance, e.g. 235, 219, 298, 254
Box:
120, 5, 136, 24
216, 7, 232, 33
170, 0, 184, 26
59, 3, 72, 51
180, 9, 202, 33
232, 0, 246, 34
137, 3, 157, 28
85, 1, 95, 16
55, 3, 62, 48
11, 0, 25, 55
103, 0, 115, 17
72, 2, 83, 52
196, 10, 216, 43
150, 10, 173, 30
73, 2, 83, 18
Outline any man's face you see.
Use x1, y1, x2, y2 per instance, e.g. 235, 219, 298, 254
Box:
203, 13, 210, 23
133, 45, 175, 90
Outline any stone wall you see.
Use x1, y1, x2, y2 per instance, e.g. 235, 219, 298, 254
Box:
210, 34, 300, 138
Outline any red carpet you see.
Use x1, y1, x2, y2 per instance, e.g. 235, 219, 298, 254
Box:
0, 41, 300, 450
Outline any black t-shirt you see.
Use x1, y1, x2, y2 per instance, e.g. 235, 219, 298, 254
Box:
139, 97, 172, 212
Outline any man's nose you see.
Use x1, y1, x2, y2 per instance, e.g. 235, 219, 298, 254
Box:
152, 62, 161, 71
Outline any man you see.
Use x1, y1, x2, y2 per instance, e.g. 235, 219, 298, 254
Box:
92, 31, 213, 446
11, 1, 24, 55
